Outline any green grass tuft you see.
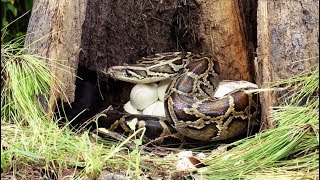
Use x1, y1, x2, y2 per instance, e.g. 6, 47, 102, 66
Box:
1, 31, 146, 179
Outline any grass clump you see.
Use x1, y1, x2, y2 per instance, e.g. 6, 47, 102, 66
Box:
201, 61, 319, 179
1, 31, 145, 179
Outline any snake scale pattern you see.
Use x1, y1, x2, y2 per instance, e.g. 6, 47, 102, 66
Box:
96, 52, 259, 146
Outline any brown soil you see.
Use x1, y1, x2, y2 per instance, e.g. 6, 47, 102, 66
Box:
79, 0, 202, 72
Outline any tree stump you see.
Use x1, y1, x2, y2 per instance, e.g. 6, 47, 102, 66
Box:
25, 0, 257, 120
257, 0, 319, 128
24, 0, 319, 129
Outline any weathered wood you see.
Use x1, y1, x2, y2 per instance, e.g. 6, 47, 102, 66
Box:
196, 0, 255, 82
24, 0, 87, 114
257, 0, 319, 128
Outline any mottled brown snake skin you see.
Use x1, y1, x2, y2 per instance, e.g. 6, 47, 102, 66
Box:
97, 52, 259, 146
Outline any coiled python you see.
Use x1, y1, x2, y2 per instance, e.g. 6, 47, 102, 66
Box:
97, 52, 259, 145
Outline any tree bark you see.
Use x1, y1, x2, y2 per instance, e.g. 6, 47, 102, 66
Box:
196, 0, 255, 82
24, 0, 87, 114
257, 0, 319, 128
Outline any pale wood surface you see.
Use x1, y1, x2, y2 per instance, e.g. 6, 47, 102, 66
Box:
196, 0, 254, 82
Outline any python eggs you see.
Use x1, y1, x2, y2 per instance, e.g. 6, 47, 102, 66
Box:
126, 80, 259, 116
214, 80, 258, 97
130, 83, 158, 110
123, 101, 141, 114
157, 79, 171, 101
142, 101, 165, 116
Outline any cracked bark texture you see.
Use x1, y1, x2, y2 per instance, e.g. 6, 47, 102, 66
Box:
257, 0, 319, 128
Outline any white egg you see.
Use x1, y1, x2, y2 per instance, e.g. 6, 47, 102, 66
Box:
142, 101, 165, 117
157, 79, 171, 101
123, 101, 141, 114
130, 83, 158, 110
214, 80, 258, 97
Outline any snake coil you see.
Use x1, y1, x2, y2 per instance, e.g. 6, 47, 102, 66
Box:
96, 52, 259, 145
